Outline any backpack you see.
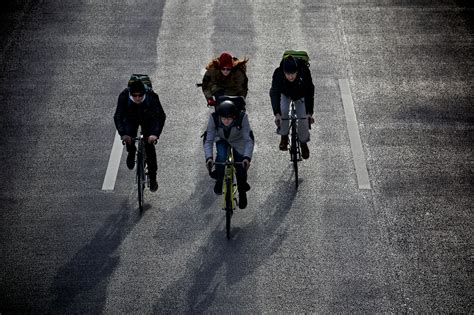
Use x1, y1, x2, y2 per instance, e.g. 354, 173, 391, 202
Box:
128, 74, 153, 92
282, 50, 310, 68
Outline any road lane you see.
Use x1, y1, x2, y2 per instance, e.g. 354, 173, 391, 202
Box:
102, 131, 123, 191
339, 78, 371, 189
0, 1, 472, 313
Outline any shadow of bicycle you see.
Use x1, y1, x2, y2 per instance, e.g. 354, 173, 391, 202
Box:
48, 200, 143, 313
151, 165, 297, 313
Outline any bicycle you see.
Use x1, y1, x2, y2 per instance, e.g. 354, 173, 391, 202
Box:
214, 146, 242, 240
281, 100, 308, 189
130, 133, 149, 211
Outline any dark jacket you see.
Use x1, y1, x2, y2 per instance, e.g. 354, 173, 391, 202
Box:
202, 67, 248, 99
269, 61, 315, 115
114, 89, 166, 137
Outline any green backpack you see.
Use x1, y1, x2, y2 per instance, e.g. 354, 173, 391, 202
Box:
282, 50, 310, 67
128, 74, 153, 92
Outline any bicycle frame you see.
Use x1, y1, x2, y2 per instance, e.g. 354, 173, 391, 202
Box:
281, 100, 306, 189
222, 147, 238, 211
214, 146, 240, 239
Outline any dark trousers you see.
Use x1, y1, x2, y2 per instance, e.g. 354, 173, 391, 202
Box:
126, 142, 157, 178
125, 124, 157, 179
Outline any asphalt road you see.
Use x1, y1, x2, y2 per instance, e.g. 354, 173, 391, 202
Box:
0, 0, 472, 313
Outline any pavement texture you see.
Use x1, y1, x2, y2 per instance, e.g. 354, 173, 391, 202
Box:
0, 0, 472, 313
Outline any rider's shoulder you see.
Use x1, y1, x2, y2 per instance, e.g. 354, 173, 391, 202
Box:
118, 88, 129, 102
147, 89, 159, 97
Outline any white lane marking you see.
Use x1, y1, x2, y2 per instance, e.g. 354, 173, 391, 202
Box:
338, 79, 371, 190
102, 131, 123, 191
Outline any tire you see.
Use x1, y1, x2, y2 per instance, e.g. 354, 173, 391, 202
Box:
137, 151, 145, 211
225, 177, 233, 239
291, 123, 299, 189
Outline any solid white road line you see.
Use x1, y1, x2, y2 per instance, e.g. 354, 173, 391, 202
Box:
101, 131, 123, 191
338, 79, 372, 190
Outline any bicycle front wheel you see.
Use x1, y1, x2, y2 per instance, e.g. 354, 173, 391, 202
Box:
290, 127, 299, 189
293, 153, 299, 189
137, 152, 145, 211
225, 177, 233, 240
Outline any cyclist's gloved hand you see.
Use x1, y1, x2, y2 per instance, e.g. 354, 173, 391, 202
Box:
307, 114, 315, 125
148, 135, 158, 144
206, 158, 214, 172
207, 98, 216, 107
242, 158, 251, 171
274, 113, 281, 127
121, 135, 132, 145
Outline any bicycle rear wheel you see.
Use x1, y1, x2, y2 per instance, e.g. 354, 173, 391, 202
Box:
137, 151, 145, 211
225, 177, 233, 239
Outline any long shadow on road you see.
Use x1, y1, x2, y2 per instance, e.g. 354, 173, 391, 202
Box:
152, 167, 297, 313
48, 200, 142, 313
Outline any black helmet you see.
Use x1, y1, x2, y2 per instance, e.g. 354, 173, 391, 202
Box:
217, 100, 239, 118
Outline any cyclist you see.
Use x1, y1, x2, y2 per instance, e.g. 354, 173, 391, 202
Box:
270, 55, 315, 159
114, 80, 166, 192
201, 51, 248, 110
203, 100, 254, 209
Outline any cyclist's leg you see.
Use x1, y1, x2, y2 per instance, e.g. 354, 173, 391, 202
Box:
278, 95, 291, 150
214, 140, 228, 194
144, 142, 158, 191
142, 126, 159, 190
278, 94, 291, 136
233, 149, 250, 191
144, 143, 157, 173
295, 99, 310, 159
295, 98, 310, 143
125, 123, 139, 169
233, 148, 250, 209
125, 123, 139, 152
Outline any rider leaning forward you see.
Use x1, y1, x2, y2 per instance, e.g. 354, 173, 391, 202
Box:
270, 56, 315, 159
201, 51, 248, 109
203, 100, 254, 209
114, 80, 166, 192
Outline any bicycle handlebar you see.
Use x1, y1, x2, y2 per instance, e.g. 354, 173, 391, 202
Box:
122, 136, 157, 145
281, 117, 307, 121
213, 161, 244, 165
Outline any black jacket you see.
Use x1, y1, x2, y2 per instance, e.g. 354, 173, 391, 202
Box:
269, 61, 315, 115
114, 89, 166, 137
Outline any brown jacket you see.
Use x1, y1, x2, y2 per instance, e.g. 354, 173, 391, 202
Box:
202, 58, 248, 99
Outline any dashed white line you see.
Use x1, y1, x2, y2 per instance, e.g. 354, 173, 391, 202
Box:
101, 131, 123, 191
338, 79, 371, 190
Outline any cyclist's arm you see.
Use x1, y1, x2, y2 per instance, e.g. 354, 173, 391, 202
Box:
151, 92, 167, 138
234, 68, 248, 98
241, 114, 254, 159
202, 69, 218, 100
203, 115, 216, 160
304, 70, 315, 115
269, 68, 282, 115
113, 90, 129, 137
